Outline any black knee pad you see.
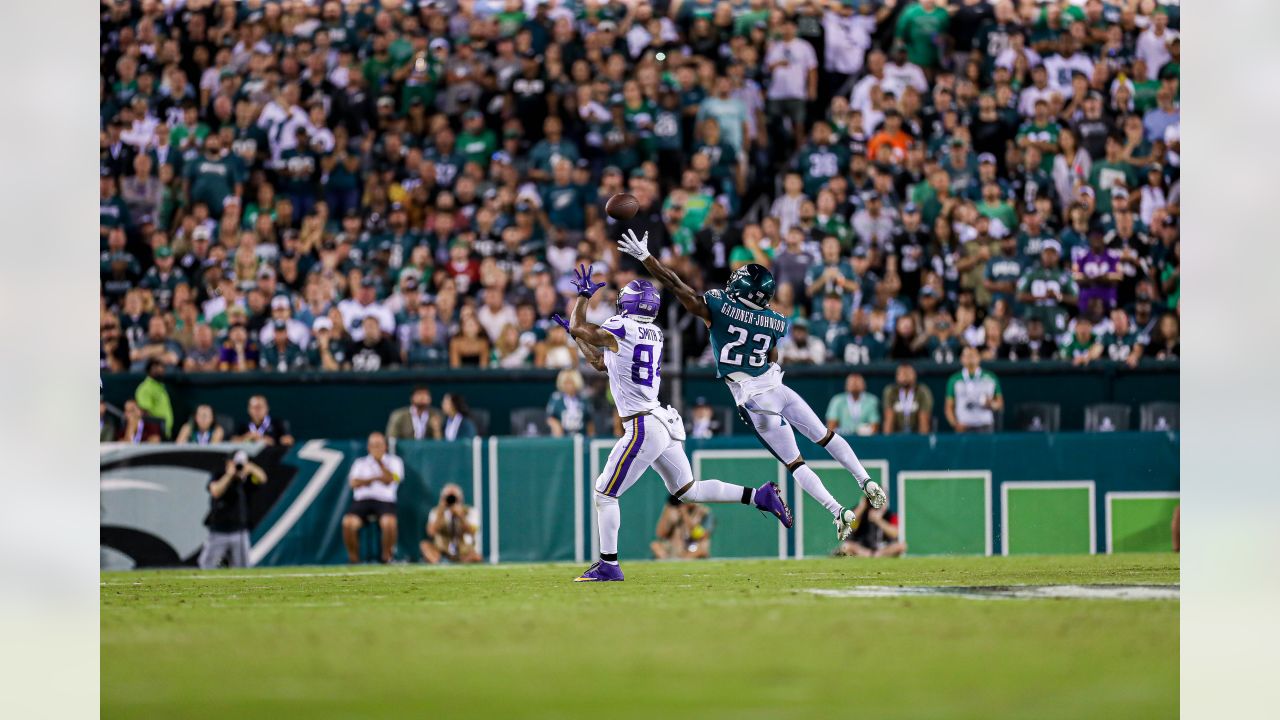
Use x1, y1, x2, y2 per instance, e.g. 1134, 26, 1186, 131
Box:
786, 458, 806, 472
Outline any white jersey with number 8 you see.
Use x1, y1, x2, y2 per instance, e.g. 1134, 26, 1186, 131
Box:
600, 314, 663, 418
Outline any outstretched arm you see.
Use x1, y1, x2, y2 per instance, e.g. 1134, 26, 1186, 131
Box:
557, 264, 619, 355
618, 228, 713, 324
554, 304, 606, 371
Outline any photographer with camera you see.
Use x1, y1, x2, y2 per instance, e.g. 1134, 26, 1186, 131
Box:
420, 483, 481, 564
342, 432, 404, 564
944, 346, 1005, 434
198, 449, 268, 569
650, 497, 714, 560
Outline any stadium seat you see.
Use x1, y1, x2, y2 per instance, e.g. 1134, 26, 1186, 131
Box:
1084, 403, 1132, 432
469, 408, 490, 436
1014, 403, 1060, 432
510, 407, 552, 437
215, 414, 236, 439
1140, 402, 1180, 432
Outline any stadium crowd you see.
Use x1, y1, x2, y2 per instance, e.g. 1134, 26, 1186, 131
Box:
100, 0, 1181, 379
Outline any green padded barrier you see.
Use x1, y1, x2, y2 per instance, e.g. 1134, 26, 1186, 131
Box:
490, 437, 580, 563
1001, 482, 1096, 555
1106, 492, 1180, 553
692, 450, 788, 558
898, 472, 992, 556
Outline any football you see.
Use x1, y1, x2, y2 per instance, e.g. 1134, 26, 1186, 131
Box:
605, 192, 640, 220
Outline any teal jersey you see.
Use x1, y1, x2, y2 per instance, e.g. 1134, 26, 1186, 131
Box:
704, 289, 788, 378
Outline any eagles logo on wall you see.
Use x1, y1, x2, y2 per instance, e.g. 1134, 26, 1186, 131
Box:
100, 444, 296, 569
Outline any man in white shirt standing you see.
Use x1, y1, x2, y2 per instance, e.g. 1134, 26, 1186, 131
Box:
764, 19, 818, 153
341, 432, 405, 564
822, 0, 877, 99
1135, 7, 1177, 80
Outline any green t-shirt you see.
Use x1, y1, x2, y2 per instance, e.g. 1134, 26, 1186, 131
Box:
134, 376, 174, 439
1061, 335, 1097, 362
1089, 161, 1138, 215
984, 254, 1025, 308
653, 108, 683, 152
1017, 121, 1062, 173
185, 155, 242, 211
1101, 328, 1142, 363
666, 191, 713, 232
831, 332, 888, 365
895, 3, 951, 68
946, 368, 1002, 428
456, 129, 497, 167
260, 341, 309, 372
529, 139, 580, 176
825, 392, 881, 435
1017, 266, 1078, 334
546, 391, 592, 434
796, 142, 850, 197
703, 289, 788, 378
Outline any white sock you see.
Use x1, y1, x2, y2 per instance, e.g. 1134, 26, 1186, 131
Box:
823, 434, 870, 487
596, 494, 620, 563
682, 479, 751, 504
794, 464, 843, 516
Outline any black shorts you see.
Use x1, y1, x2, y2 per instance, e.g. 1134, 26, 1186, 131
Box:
347, 499, 397, 522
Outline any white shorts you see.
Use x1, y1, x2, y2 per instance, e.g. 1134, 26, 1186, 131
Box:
595, 408, 693, 498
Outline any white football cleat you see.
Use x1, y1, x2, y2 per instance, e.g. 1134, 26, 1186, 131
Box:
863, 480, 887, 510
834, 507, 856, 542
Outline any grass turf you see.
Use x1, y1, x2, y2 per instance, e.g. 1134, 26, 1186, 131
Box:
102, 554, 1178, 719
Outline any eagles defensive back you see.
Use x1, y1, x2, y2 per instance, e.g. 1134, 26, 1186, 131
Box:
555, 264, 792, 582
618, 229, 887, 541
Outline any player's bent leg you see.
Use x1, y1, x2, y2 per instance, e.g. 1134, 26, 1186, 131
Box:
778, 387, 886, 509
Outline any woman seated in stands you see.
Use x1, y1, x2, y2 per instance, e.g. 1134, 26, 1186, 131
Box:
440, 393, 478, 441
175, 404, 225, 445
545, 368, 594, 437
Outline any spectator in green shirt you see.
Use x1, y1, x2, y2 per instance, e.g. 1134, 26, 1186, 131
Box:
826, 373, 881, 436
895, 0, 951, 69
134, 360, 174, 439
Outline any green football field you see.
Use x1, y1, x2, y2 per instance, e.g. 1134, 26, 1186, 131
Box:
102, 555, 1178, 719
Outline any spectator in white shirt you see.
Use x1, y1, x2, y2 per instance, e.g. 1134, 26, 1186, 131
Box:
764, 19, 818, 151
1041, 38, 1094, 100
822, 0, 877, 97
477, 285, 518, 343
337, 277, 395, 341
882, 43, 929, 101
1135, 9, 1177, 80
341, 432, 405, 564
777, 316, 827, 366
1017, 65, 1056, 118
850, 49, 887, 114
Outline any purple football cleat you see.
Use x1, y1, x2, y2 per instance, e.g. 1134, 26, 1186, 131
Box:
574, 561, 625, 582
754, 481, 793, 528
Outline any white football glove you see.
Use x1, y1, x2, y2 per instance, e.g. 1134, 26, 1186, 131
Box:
617, 228, 651, 261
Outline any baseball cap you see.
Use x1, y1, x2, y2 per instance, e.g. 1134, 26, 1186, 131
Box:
694, 396, 710, 407
791, 315, 810, 329
851, 245, 870, 258
312, 317, 333, 332
1041, 239, 1063, 254
903, 202, 919, 214
463, 109, 483, 122
429, 38, 450, 52
270, 295, 291, 310
192, 226, 212, 241
258, 267, 276, 280
978, 152, 997, 165
361, 276, 378, 288
402, 275, 420, 291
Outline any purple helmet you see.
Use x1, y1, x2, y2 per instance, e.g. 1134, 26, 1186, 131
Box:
617, 279, 660, 322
